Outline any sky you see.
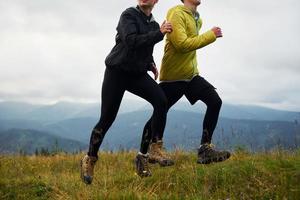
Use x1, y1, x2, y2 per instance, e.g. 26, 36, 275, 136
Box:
0, 0, 299, 111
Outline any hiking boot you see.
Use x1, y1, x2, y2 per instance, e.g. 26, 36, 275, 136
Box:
135, 153, 152, 177
80, 154, 98, 184
149, 140, 174, 167
197, 143, 231, 164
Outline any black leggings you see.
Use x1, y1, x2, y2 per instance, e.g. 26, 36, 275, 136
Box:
142, 76, 222, 146
88, 68, 167, 157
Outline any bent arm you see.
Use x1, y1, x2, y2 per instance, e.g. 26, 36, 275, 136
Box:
168, 12, 216, 53
117, 11, 164, 49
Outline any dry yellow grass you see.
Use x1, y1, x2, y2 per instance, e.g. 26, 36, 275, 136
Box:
0, 149, 300, 199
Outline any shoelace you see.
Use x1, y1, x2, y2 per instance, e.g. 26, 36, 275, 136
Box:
159, 149, 169, 158
141, 156, 150, 172
198, 143, 216, 155
153, 147, 165, 157
156, 143, 170, 158
205, 143, 216, 154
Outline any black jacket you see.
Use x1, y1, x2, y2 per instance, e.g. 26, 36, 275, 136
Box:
105, 6, 164, 73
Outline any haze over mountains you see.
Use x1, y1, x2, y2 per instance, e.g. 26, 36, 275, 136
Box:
0, 100, 299, 154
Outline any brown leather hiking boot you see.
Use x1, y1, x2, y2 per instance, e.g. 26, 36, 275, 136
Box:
149, 140, 174, 167
197, 143, 231, 164
135, 153, 152, 177
80, 155, 98, 184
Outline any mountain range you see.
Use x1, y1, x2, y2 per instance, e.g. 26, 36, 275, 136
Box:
0, 128, 86, 154
0, 100, 299, 154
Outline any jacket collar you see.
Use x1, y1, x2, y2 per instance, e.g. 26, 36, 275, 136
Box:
177, 5, 200, 20
134, 6, 156, 23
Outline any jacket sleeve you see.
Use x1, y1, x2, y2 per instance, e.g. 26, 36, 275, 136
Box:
167, 12, 217, 53
117, 10, 164, 49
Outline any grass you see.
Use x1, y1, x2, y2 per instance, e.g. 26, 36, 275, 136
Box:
0, 149, 300, 200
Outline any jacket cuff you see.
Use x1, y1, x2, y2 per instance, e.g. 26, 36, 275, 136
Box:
153, 30, 164, 43
205, 30, 217, 43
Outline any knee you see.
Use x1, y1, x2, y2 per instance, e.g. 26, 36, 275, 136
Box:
216, 96, 222, 108
96, 113, 117, 131
215, 96, 222, 110
208, 95, 222, 110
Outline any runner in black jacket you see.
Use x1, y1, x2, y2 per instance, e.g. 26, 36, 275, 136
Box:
80, 0, 172, 184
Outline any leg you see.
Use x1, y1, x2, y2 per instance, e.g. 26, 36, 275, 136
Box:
185, 76, 230, 164
87, 68, 125, 158
127, 73, 168, 154
140, 81, 186, 150
139, 81, 186, 167
158, 82, 186, 139
140, 119, 152, 154
185, 76, 222, 144
200, 88, 222, 144
127, 73, 168, 176
81, 68, 125, 184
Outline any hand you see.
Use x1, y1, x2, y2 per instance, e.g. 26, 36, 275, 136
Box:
150, 63, 158, 80
160, 20, 173, 35
211, 26, 223, 38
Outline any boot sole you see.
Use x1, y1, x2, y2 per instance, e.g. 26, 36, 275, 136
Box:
197, 153, 231, 164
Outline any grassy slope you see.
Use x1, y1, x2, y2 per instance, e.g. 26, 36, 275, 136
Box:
0, 150, 300, 200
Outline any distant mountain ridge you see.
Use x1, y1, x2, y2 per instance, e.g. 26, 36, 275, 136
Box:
0, 129, 87, 154
0, 100, 146, 122
0, 101, 299, 154
0, 100, 299, 122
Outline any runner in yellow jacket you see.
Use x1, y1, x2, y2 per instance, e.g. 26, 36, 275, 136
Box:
142, 0, 231, 166
160, 4, 216, 81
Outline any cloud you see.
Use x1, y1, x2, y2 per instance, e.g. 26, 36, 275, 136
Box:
199, 0, 300, 110
0, 0, 299, 111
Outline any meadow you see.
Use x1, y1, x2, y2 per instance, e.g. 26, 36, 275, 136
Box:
1, 149, 299, 200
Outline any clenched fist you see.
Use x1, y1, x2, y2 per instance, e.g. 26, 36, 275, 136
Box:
211, 26, 223, 38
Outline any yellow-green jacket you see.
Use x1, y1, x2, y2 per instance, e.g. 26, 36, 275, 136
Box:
159, 5, 216, 81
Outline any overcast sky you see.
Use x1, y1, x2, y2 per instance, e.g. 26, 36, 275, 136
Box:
0, 0, 299, 111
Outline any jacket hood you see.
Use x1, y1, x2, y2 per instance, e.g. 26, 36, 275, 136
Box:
173, 5, 200, 19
